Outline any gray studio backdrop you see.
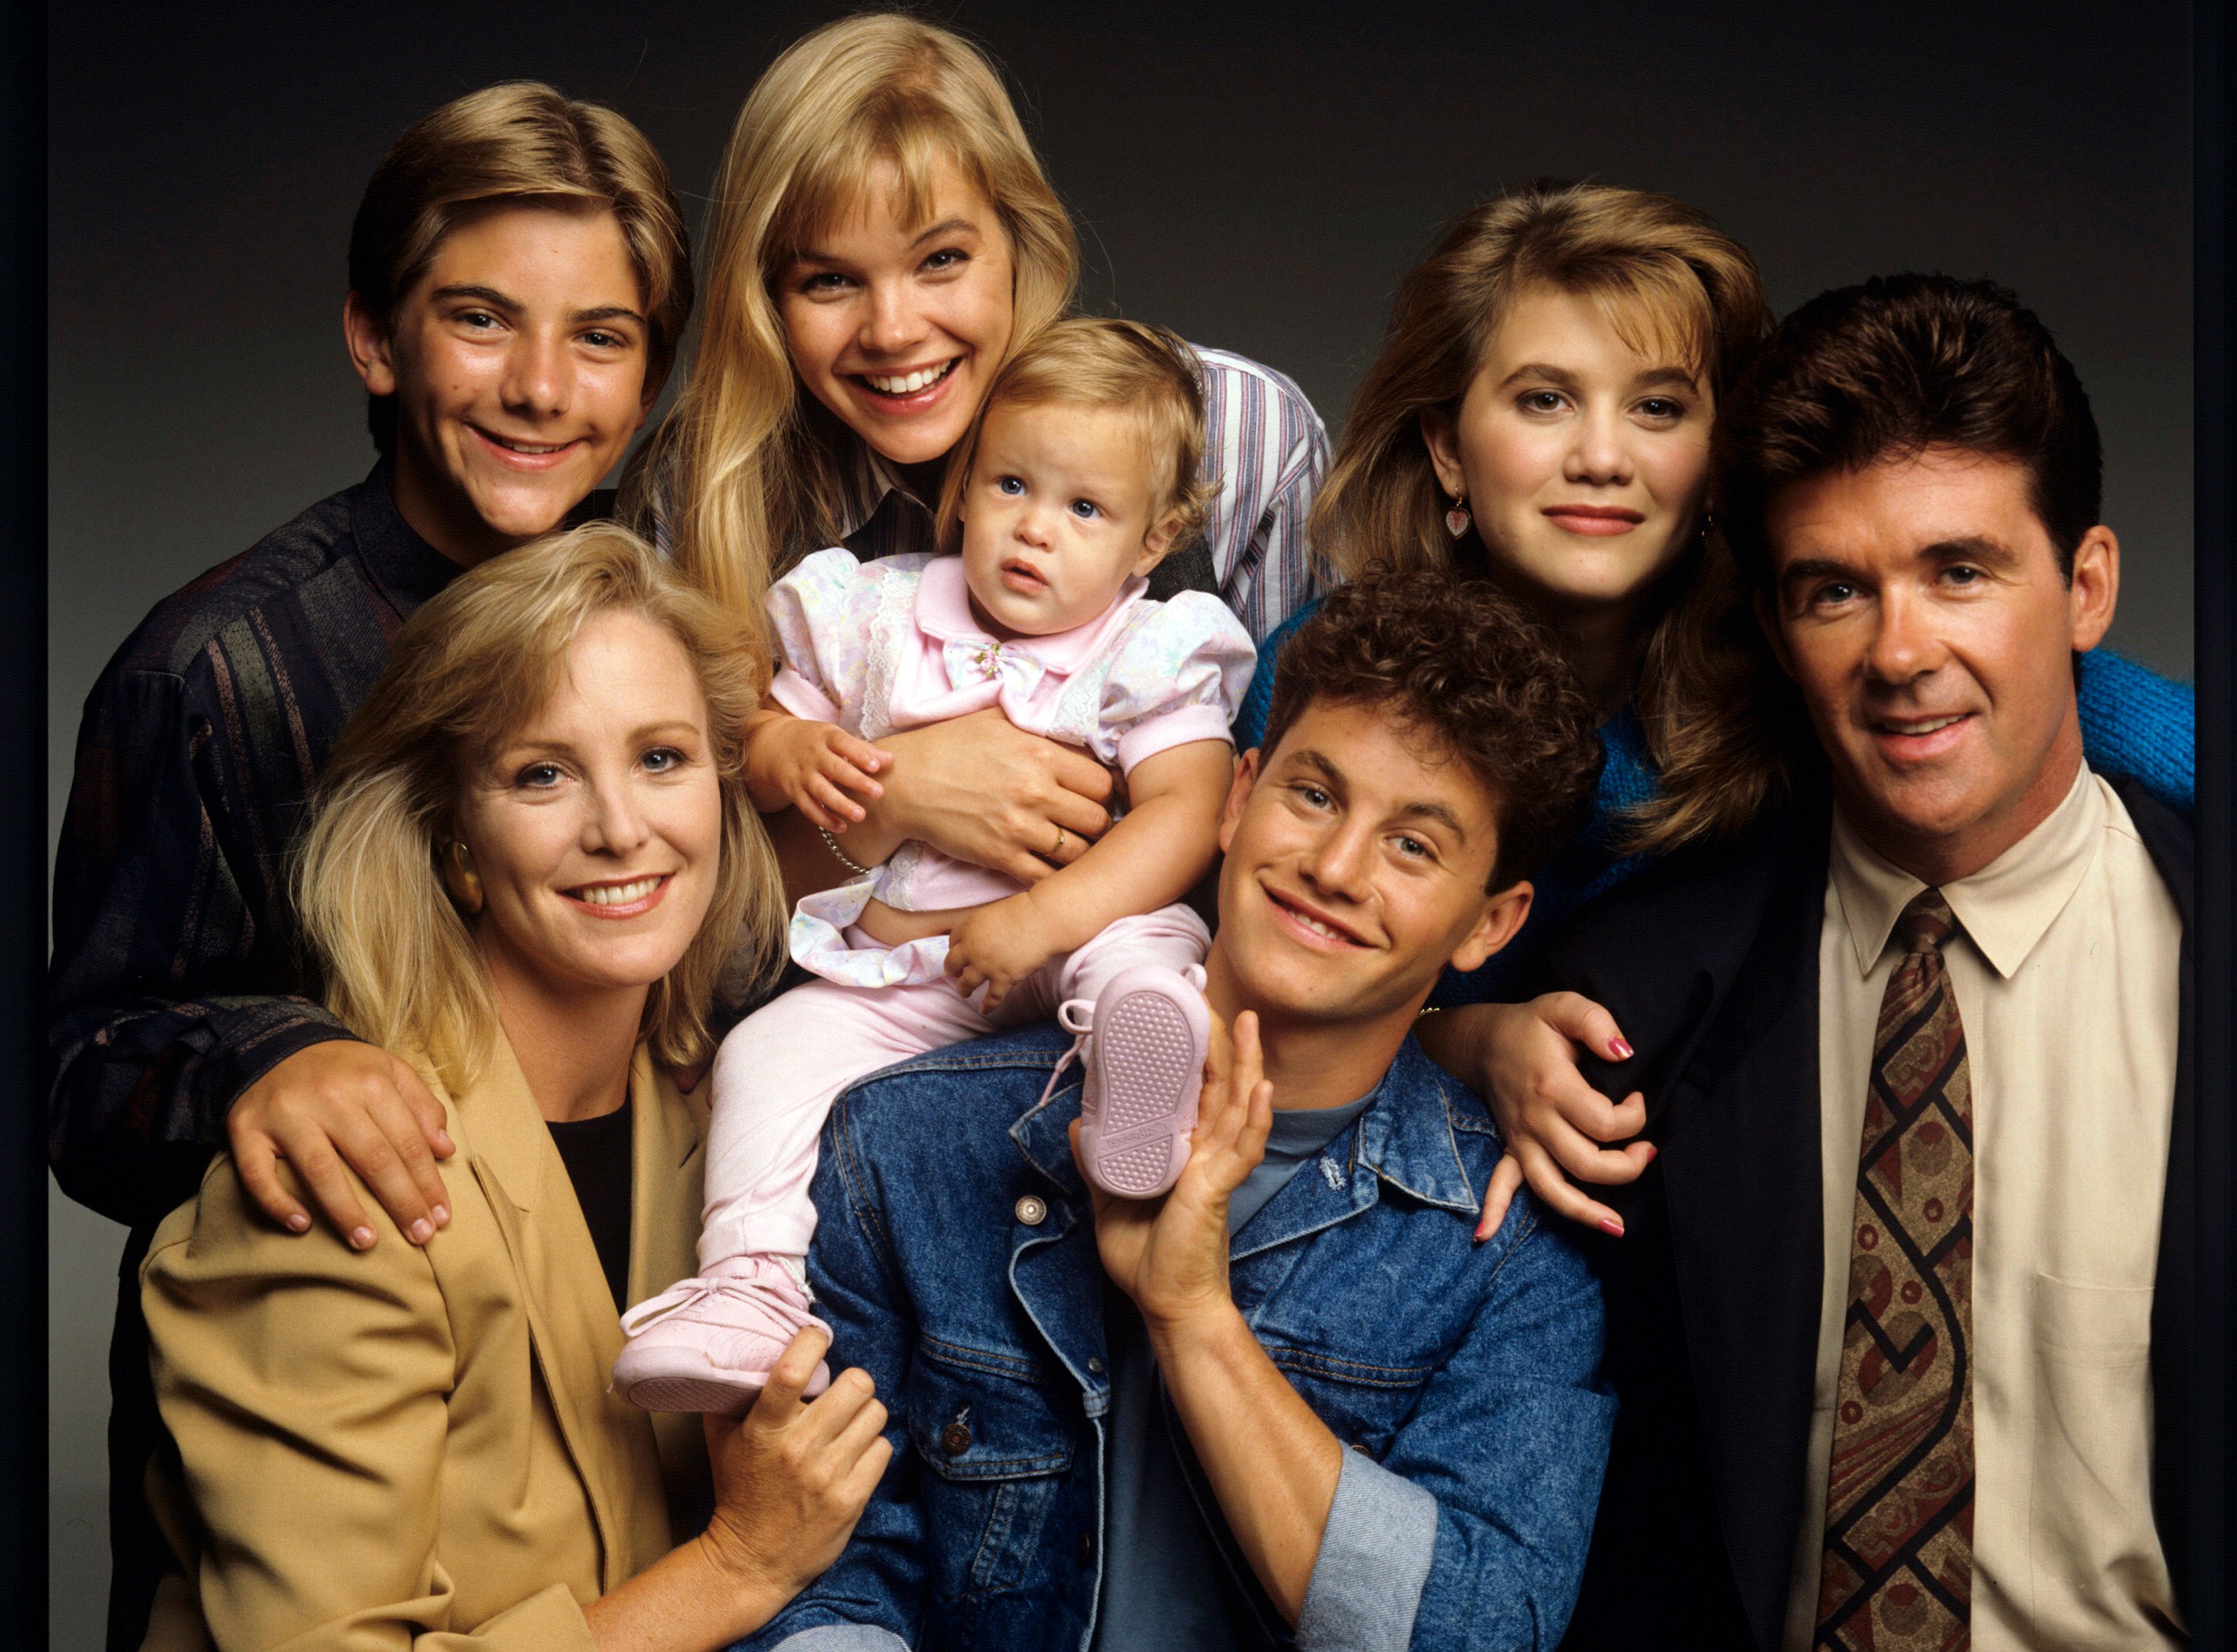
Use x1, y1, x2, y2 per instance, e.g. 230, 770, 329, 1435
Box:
48, 2, 2194, 1645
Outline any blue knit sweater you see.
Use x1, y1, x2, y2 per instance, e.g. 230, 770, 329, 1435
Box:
1232, 604, 2195, 1006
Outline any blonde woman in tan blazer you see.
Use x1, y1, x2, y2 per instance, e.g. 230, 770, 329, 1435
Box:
139, 525, 892, 1652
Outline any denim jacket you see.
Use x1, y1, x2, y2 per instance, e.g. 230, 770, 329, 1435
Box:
739, 1025, 1615, 1652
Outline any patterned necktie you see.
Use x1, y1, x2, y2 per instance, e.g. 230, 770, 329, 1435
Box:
1816, 888, 1975, 1651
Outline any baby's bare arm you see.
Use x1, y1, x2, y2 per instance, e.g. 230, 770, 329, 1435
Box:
1016, 740, 1234, 954
943, 740, 1234, 1007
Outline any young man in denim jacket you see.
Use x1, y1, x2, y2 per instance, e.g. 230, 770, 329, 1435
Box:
740, 570, 1618, 1651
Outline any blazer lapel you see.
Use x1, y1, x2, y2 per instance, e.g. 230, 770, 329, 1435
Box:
627, 1050, 715, 1537
457, 1036, 672, 1588
1655, 803, 1834, 1651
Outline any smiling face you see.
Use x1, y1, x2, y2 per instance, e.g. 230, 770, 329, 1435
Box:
1762, 446, 2119, 883
452, 609, 723, 1019
777, 156, 1016, 469
346, 204, 653, 567
1423, 284, 1711, 622
1209, 698, 1530, 1037
956, 398, 1175, 637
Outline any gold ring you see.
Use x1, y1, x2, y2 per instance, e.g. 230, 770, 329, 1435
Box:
1051, 824, 1068, 858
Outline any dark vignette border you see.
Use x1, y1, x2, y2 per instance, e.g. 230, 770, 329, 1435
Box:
9, 5, 48, 1646
2189, 3, 2232, 1647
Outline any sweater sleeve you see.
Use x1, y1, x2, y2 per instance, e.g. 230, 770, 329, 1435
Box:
2076, 647, 2193, 812
48, 659, 358, 1226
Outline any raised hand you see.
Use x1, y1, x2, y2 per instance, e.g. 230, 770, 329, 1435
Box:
1072, 1007, 1273, 1331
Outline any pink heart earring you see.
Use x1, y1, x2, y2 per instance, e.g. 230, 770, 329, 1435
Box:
1444, 491, 1472, 539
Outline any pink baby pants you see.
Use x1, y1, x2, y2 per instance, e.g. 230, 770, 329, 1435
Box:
698, 903, 1211, 1271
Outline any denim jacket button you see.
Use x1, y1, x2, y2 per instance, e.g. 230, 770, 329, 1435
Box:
1087, 1356, 1105, 1375
1078, 1531, 1095, 1565
939, 1422, 972, 1456
1015, 1195, 1048, 1226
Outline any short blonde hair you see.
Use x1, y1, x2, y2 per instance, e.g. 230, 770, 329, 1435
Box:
348, 81, 695, 456
294, 524, 785, 1093
1314, 179, 1770, 580
933, 318, 1214, 553
627, 13, 1081, 619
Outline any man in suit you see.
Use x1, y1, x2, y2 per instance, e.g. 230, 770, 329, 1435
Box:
1557, 273, 2197, 1651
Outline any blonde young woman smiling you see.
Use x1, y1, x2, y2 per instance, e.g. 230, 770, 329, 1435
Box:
1234, 179, 2195, 1238
629, 13, 1327, 900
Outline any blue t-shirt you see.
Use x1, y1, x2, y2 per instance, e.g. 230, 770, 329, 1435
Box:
1092, 1093, 1377, 1650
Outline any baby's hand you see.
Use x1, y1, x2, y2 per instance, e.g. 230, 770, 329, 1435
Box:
746, 711, 888, 830
944, 894, 1059, 1011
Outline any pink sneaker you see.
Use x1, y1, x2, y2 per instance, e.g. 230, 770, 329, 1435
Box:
611, 1254, 832, 1414
1072, 965, 1211, 1199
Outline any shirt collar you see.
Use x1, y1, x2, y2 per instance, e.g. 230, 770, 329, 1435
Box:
1829, 764, 2104, 980
838, 440, 915, 541
914, 553, 1150, 676
1007, 1032, 1480, 1221
350, 462, 464, 619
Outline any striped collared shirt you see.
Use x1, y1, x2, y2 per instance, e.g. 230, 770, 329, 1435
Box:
834, 344, 1329, 643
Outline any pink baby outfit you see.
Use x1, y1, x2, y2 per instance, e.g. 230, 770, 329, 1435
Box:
697, 548, 1255, 1270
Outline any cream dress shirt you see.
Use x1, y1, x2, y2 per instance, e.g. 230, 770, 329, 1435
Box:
1781, 767, 2184, 1651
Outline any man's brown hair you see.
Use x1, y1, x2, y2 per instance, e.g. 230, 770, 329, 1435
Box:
1259, 569, 1603, 890
1715, 272, 2103, 588
1629, 272, 2103, 855
348, 81, 695, 458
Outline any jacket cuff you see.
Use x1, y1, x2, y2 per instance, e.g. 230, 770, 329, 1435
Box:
1297, 1445, 1437, 1650
768, 1628, 911, 1652
210, 1003, 362, 1124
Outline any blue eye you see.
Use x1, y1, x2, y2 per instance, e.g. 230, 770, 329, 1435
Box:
1070, 499, 1100, 520
996, 475, 1025, 496
643, 747, 682, 773
516, 762, 563, 789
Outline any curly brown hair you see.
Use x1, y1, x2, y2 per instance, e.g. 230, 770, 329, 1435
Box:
1259, 568, 1604, 889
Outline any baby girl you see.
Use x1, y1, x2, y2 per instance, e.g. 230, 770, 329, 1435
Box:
614, 320, 1255, 1411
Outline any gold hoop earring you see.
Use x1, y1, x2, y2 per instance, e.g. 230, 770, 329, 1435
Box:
444, 840, 483, 914
1444, 491, 1472, 539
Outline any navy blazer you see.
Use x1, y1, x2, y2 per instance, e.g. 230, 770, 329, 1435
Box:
1548, 775, 2197, 1652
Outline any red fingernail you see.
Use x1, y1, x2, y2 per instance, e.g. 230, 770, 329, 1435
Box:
1610, 1039, 1633, 1060
1597, 1218, 1625, 1238
1641, 1144, 1657, 1163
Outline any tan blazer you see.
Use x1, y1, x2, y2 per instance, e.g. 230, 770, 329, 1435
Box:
139, 1037, 713, 1652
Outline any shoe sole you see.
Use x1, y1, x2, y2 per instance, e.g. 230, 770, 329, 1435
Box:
612, 1341, 832, 1415
1082, 982, 1208, 1199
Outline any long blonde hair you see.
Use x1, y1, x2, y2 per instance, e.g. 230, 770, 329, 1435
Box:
627, 13, 1080, 622
1308, 180, 1775, 851
294, 524, 785, 1093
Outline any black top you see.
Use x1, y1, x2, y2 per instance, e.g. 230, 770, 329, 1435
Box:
546, 1101, 635, 1314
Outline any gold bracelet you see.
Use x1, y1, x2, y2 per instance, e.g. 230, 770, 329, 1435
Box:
816, 825, 877, 879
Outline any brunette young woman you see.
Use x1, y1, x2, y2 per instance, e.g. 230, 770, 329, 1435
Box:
1231, 180, 2195, 1236
627, 12, 1328, 902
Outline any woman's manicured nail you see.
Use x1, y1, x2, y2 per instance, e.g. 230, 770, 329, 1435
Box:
1597, 1218, 1626, 1238
1641, 1144, 1657, 1163
1610, 1039, 1633, 1060
351, 1226, 377, 1249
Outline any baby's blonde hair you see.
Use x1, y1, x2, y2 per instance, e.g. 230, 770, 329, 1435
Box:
294, 524, 786, 1093
934, 317, 1214, 556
